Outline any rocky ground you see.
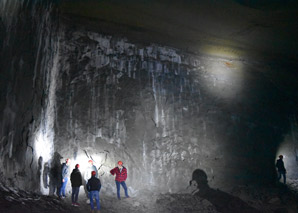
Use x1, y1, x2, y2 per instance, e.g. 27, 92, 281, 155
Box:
1, 180, 298, 213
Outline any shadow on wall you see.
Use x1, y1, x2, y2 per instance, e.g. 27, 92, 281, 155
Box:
190, 169, 260, 213
42, 152, 62, 196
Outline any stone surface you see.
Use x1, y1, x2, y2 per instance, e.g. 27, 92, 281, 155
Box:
1, 181, 298, 213
0, 0, 298, 202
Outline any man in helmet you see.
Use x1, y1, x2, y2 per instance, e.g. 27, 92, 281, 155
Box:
110, 161, 130, 200
84, 160, 98, 199
70, 164, 83, 206
276, 155, 287, 184
85, 160, 98, 179
87, 171, 101, 212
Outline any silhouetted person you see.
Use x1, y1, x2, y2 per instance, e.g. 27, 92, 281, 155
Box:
190, 169, 260, 213
43, 162, 50, 189
87, 171, 101, 212
49, 152, 62, 196
37, 157, 43, 189
276, 155, 286, 184
110, 161, 129, 200
59, 158, 70, 198
70, 164, 83, 206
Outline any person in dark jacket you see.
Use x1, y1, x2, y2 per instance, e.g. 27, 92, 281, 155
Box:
84, 160, 98, 199
110, 161, 129, 200
59, 158, 70, 198
87, 171, 101, 212
276, 155, 286, 184
70, 164, 83, 206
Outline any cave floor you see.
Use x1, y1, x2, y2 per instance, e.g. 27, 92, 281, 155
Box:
1, 180, 298, 213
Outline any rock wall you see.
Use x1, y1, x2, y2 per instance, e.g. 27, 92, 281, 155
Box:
0, 0, 297, 195
0, 0, 60, 192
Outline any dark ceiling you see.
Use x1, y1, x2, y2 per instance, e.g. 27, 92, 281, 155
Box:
59, 0, 298, 62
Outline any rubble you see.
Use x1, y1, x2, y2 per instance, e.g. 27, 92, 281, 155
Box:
1, 180, 297, 213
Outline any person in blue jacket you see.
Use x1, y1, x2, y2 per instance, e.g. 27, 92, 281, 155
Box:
59, 158, 70, 198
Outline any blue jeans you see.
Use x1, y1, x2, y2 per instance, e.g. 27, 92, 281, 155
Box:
116, 181, 129, 199
59, 177, 68, 196
71, 187, 80, 203
89, 191, 100, 210
278, 171, 286, 184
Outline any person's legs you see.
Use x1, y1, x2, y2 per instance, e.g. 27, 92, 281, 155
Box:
120, 181, 129, 197
71, 187, 75, 203
94, 191, 100, 210
84, 179, 90, 199
60, 178, 68, 197
64, 177, 68, 196
89, 191, 95, 210
75, 187, 80, 203
277, 171, 281, 181
116, 181, 121, 199
282, 172, 286, 184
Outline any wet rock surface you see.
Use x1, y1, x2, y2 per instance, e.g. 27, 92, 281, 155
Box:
1, 0, 298, 210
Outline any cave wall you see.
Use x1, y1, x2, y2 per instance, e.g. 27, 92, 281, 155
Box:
0, 0, 298, 195
0, 0, 60, 191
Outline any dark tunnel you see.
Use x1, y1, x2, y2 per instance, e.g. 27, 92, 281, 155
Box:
0, 0, 298, 212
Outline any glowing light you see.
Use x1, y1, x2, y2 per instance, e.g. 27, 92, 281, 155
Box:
68, 152, 112, 180
276, 119, 298, 181
70, 154, 91, 176
34, 130, 54, 195
199, 45, 244, 99
34, 131, 54, 163
276, 137, 297, 178
200, 44, 243, 60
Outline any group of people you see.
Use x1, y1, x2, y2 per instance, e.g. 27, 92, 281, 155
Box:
59, 159, 130, 212
55, 154, 286, 212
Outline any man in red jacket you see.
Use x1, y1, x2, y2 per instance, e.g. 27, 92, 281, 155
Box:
110, 161, 130, 200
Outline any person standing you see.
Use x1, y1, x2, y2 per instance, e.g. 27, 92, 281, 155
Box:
87, 171, 101, 212
87, 160, 98, 178
110, 161, 130, 200
59, 158, 70, 198
276, 155, 287, 184
70, 164, 83, 206
84, 160, 98, 199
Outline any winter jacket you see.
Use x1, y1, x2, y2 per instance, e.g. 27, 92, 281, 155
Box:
61, 163, 69, 179
87, 176, 101, 192
110, 167, 127, 182
276, 159, 286, 172
70, 168, 83, 187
